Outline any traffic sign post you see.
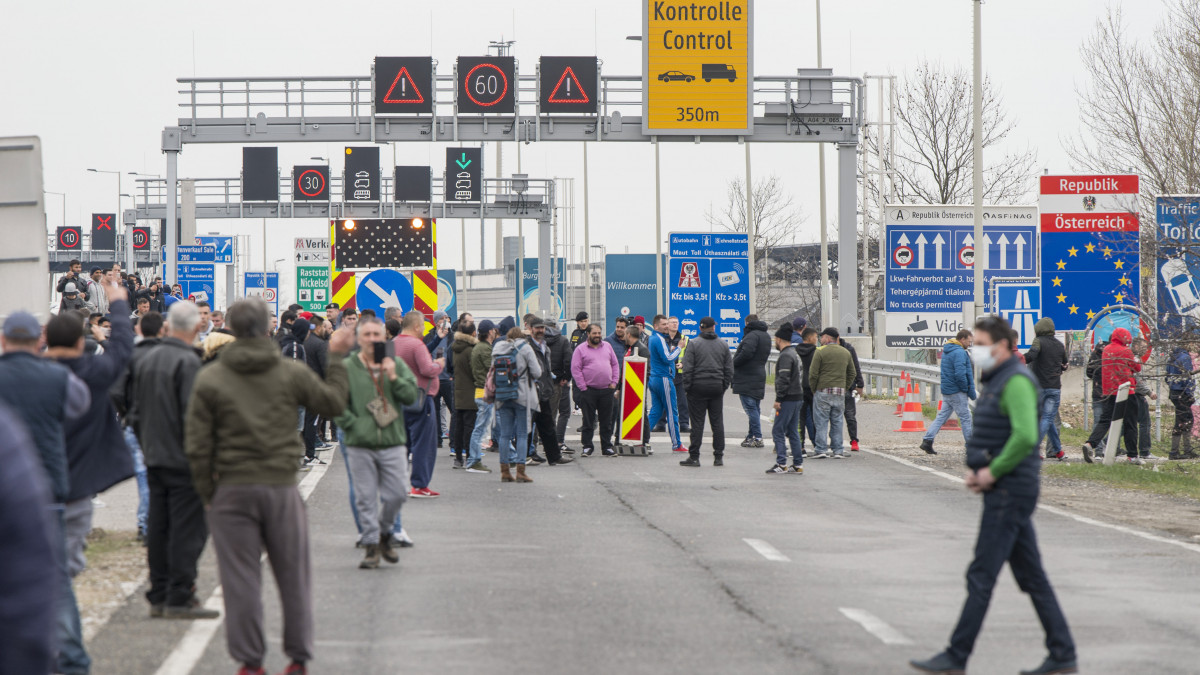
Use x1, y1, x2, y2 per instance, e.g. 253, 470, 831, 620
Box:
539, 56, 598, 114
643, 0, 753, 135
295, 265, 330, 313
668, 233, 750, 347
164, 246, 216, 263
292, 165, 330, 201
356, 268, 414, 318
244, 272, 279, 316
57, 226, 81, 250
1039, 175, 1140, 331
193, 236, 234, 264
373, 57, 434, 115
995, 283, 1042, 350
456, 56, 516, 114
884, 205, 1038, 348
91, 213, 116, 251
1155, 196, 1200, 332
445, 148, 482, 202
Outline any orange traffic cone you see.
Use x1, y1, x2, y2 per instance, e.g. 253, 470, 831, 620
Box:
895, 372, 909, 416
939, 398, 961, 431
896, 381, 928, 432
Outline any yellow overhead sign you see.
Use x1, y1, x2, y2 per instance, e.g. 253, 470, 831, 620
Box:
643, 0, 753, 135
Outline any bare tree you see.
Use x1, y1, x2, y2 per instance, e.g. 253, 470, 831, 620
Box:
705, 174, 806, 321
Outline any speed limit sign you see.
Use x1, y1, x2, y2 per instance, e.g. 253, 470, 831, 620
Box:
457, 56, 515, 114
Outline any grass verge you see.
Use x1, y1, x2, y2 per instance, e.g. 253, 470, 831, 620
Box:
1042, 461, 1200, 501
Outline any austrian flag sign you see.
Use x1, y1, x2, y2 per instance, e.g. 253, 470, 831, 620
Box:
1039, 175, 1140, 330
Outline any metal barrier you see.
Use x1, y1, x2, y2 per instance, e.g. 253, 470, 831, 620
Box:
766, 353, 942, 403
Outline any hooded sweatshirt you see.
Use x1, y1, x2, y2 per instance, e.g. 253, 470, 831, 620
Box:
184, 337, 349, 503
336, 353, 418, 449
451, 331, 479, 410
1101, 327, 1140, 396
280, 320, 309, 363
1024, 317, 1067, 390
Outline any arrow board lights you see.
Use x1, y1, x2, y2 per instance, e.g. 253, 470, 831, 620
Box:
539, 56, 599, 114
374, 57, 434, 114
333, 219, 433, 269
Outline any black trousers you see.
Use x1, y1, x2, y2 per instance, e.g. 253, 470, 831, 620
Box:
947, 487, 1075, 664
687, 387, 726, 458
609, 395, 624, 448
302, 408, 319, 459
145, 467, 208, 607
532, 402, 566, 462
432, 382, 453, 446
1171, 391, 1195, 440
451, 408, 477, 461
556, 383, 573, 444
674, 372, 690, 428
844, 392, 859, 442
1085, 394, 1138, 457
578, 387, 616, 451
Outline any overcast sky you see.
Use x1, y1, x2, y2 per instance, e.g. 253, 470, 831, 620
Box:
1, 0, 1164, 296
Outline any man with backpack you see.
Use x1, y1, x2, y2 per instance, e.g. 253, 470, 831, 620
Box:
491, 326, 542, 482
528, 318, 575, 466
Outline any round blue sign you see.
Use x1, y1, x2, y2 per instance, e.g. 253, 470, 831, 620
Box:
356, 268, 414, 318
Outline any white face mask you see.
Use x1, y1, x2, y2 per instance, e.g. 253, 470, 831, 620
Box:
970, 344, 997, 372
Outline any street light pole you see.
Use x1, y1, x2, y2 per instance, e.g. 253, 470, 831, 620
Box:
43, 191, 65, 228
816, 0, 830, 328
971, 0, 984, 322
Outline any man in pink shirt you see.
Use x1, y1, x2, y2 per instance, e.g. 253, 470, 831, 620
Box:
570, 323, 620, 457
393, 311, 445, 498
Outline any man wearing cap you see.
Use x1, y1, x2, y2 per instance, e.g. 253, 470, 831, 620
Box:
679, 317, 733, 467
633, 316, 649, 346
790, 316, 808, 346
808, 327, 859, 459
0, 310, 93, 675
325, 302, 341, 328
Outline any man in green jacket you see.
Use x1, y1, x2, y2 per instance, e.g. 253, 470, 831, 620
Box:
336, 316, 419, 570
808, 327, 858, 459
185, 298, 353, 675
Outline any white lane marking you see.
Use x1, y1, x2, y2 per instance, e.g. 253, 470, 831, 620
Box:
678, 499, 712, 514
858, 447, 966, 484
838, 607, 914, 645
633, 471, 660, 483
154, 462, 330, 675
743, 538, 791, 562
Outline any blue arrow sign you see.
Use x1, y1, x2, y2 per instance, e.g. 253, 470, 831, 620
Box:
194, 236, 234, 264
995, 283, 1041, 350
357, 268, 413, 318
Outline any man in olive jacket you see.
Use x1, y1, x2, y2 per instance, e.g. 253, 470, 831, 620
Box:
336, 316, 418, 570
184, 298, 352, 675
808, 327, 859, 458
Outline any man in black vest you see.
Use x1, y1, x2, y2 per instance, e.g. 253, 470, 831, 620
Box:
911, 316, 1076, 675
0, 311, 92, 675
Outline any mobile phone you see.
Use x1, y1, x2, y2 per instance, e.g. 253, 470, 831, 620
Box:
373, 342, 386, 364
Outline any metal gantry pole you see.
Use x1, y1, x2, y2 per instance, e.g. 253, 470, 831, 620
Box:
816, 0, 830, 328
654, 139, 663, 316
745, 140, 756, 315
583, 142, 591, 321
837, 143, 858, 333
972, 0, 985, 321
165, 151, 178, 286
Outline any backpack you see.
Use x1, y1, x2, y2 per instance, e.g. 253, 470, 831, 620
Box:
531, 345, 556, 403
492, 342, 523, 402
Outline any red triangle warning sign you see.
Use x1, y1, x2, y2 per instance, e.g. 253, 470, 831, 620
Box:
548, 67, 589, 103
383, 67, 424, 104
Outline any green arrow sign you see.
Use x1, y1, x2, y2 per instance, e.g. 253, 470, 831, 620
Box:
455, 152, 472, 169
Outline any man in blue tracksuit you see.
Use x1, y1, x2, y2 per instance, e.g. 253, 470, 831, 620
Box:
646, 314, 684, 451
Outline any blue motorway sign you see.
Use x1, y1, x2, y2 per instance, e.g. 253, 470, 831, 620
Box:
163, 246, 216, 263
194, 236, 234, 264
177, 263, 215, 303
244, 272, 280, 315
995, 283, 1042, 350
357, 268, 413, 318
604, 254, 665, 331
1155, 196, 1200, 334
885, 206, 1038, 315
516, 257, 566, 322
668, 233, 750, 347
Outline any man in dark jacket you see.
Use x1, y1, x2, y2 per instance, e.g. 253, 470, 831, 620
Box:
142, 280, 166, 313
795, 328, 818, 453
450, 323, 479, 469
769, 324, 805, 473
113, 312, 164, 541
129, 301, 215, 619
921, 330, 977, 455
546, 323, 574, 451
679, 317, 733, 467
1024, 317, 1068, 460
304, 316, 332, 451
604, 318, 630, 447
0, 311, 92, 675
1167, 345, 1197, 460
527, 318, 574, 465
732, 315, 771, 447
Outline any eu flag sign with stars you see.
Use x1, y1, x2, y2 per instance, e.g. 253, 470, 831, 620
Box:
1039, 175, 1140, 331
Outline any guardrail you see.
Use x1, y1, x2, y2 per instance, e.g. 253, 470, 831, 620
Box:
767, 353, 942, 403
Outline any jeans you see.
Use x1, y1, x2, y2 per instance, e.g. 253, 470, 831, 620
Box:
739, 395, 762, 439
813, 390, 846, 455
469, 398, 494, 465
496, 401, 529, 465
947, 487, 1076, 665
52, 506, 90, 675
124, 427, 149, 533
924, 392, 974, 443
772, 399, 803, 466
1039, 389, 1062, 454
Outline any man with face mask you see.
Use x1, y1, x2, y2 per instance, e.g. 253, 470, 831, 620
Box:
920, 329, 977, 455
911, 315, 1076, 675
807, 327, 858, 459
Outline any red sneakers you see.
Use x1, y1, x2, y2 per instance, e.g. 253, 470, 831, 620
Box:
850, 440, 860, 452
276, 663, 307, 675
236, 667, 266, 675
411, 487, 440, 498
672, 446, 688, 453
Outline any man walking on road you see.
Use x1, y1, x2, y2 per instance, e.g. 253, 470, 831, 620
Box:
646, 315, 685, 452
185, 298, 352, 675
1082, 327, 1140, 464
732, 314, 771, 448
394, 310, 445, 498
571, 323, 619, 457
921, 330, 976, 455
768, 324, 805, 474
129, 301, 215, 620
337, 316, 418, 569
679, 317, 733, 467
809, 327, 857, 459
911, 315, 1076, 675
1024, 318, 1068, 460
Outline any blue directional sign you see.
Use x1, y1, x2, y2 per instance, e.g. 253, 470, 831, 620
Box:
605, 254, 666, 331
194, 236, 234, 264
356, 268, 413, 318
516, 257, 566, 321
177, 263, 215, 303
995, 283, 1042, 350
1155, 196, 1200, 334
162, 246, 216, 263
244, 272, 280, 316
668, 233, 750, 347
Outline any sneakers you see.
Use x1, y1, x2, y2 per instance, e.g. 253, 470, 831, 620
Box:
766, 464, 789, 474
1082, 443, 1094, 464
679, 457, 701, 467
277, 662, 308, 675
752, 438, 764, 447
740, 437, 756, 448
528, 453, 547, 464
1052, 450, 1066, 461
832, 453, 846, 459
602, 448, 617, 457
391, 529, 415, 548
581, 447, 594, 457
237, 667, 266, 675
713, 457, 724, 467
452, 458, 464, 470
163, 598, 220, 620
672, 446, 688, 453
548, 455, 575, 465
465, 461, 492, 473
410, 487, 439, 498
302, 456, 326, 466
850, 440, 860, 452
1018, 656, 1078, 675
919, 439, 936, 455
560, 444, 574, 455
789, 465, 804, 474
378, 534, 399, 564
1126, 456, 1145, 465
814, 451, 832, 459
